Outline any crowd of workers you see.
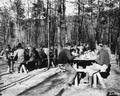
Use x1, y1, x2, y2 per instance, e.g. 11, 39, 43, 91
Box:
0, 42, 91, 74
0, 42, 111, 88
0, 43, 51, 73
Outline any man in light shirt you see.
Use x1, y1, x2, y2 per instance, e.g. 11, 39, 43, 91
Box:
86, 43, 111, 77
75, 43, 111, 87
14, 43, 24, 73
84, 43, 111, 75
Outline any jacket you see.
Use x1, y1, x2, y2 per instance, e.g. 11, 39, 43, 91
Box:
58, 49, 75, 64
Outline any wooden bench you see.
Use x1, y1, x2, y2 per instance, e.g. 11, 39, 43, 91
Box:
73, 64, 106, 88
92, 71, 106, 88
20, 64, 27, 73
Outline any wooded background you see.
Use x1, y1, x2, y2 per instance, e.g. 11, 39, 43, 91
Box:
0, 0, 120, 53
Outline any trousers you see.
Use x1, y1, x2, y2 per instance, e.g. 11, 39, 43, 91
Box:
62, 63, 77, 85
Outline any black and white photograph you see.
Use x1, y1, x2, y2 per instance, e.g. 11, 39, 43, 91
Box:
0, 0, 120, 96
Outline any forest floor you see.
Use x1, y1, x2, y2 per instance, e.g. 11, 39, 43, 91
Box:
1, 55, 120, 96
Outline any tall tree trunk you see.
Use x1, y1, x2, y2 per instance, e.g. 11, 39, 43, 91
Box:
77, 0, 80, 44
47, 0, 50, 69
57, 0, 62, 55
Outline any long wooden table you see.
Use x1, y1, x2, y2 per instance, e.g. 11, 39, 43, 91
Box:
73, 59, 96, 68
73, 58, 106, 88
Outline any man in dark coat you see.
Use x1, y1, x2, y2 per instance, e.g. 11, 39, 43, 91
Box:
39, 47, 47, 68
27, 47, 40, 71
58, 43, 78, 87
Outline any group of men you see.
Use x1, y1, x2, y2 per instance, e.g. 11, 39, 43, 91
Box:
57, 42, 111, 88
1, 43, 48, 73
0, 41, 111, 88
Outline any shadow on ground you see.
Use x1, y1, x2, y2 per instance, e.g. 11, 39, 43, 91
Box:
55, 88, 65, 96
18, 72, 66, 96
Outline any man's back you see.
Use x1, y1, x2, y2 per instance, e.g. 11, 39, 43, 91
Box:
96, 48, 110, 66
58, 49, 75, 64
14, 48, 24, 63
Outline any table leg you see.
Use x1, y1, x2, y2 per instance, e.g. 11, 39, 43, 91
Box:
89, 76, 92, 88
20, 65, 27, 73
75, 73, 78, 86
78, 73, 82, 84
93, 74, 97, 88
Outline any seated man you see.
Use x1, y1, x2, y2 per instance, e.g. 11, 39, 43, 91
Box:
39, 47, 47, 68
95, 43, 111, 78
77, 43, 111, 76
58, 43, 79, 87
26, 47, 40, 71
75, 43, 111, 87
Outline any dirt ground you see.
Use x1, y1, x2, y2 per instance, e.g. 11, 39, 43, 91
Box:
18, 63, 120, 96
1, 57, 120, 96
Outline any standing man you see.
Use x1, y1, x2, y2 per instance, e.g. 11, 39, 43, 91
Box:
58, 43, 78, 87
14, 43, 24, 73
5, 45, 13, 73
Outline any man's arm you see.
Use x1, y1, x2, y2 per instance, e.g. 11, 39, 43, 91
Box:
95, 52, 103, 65
14, 50, 17, 57
0, 50, 4, 56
